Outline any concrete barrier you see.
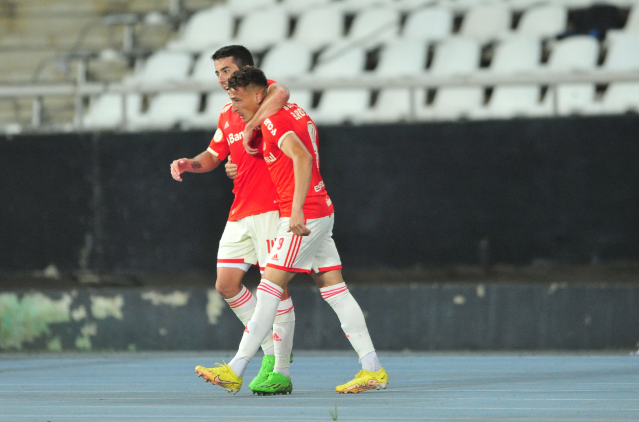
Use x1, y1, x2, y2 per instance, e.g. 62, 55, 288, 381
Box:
1, 283, 637, 351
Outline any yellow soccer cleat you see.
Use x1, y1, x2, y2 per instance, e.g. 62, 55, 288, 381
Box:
195, 363, 243, 395
336, 368, 389, 394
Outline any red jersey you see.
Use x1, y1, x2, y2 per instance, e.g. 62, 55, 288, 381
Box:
207, 80, 279, 221
260, 103, 334, 219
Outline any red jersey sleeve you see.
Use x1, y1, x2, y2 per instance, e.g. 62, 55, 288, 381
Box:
263, 113, 297, 151
207, 103, 231, 160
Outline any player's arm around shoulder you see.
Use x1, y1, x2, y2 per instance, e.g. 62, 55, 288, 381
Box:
280, 132, 313, 236
170, 149, 222, 182
243, 82, 290, 153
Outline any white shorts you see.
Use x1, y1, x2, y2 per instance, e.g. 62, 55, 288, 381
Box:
217, 210, 279, 272
265, 214, 342, 274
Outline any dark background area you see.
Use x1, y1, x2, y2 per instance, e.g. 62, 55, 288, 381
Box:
1, 115, 638, 276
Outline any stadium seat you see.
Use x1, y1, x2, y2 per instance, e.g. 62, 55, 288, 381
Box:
311, 47, 367, 80
489, 37, 541, 74
235, 7, 290, 52
624, 4, 639, 32
374, 40, 428, 77
288, 89, 314, 113
291, 6, 345, 52
183, 91, 230, 130
190, 48, 222, 84
322, 7, 401, 56
394, 0, 438, 13
312, 89, 370, 124
130, 92, 200, 130
227, 0, 278, 15
339, 0, 396, 12
603, 33, 639, 71
556, 84, 598, 116
260, 42, 313, 80
279, 0, 334, 14
132, 51, 193, 84
83, 94, 144, 130
421, 87, 484, 120
399, 7, 453, 42
166, 7, 233, 52
545, 36, 599, 72
474, 86, 552, 119
515, 5, 566, 39
356, 88, 413, 123
600, 82, 639, 114
429, 38, 481, 76
459, 4, 511, 41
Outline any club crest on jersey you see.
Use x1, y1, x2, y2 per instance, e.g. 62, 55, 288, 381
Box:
265, 152, 277, 163
227, 131, 244, 144
213, 128, 223, 142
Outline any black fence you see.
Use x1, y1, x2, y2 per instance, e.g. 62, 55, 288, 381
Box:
2, 115, 638, 274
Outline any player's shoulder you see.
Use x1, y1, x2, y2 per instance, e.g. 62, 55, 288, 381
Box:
266, 79, 277, 88
220, 102, 232, 115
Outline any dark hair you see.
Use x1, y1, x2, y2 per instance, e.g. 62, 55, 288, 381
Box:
228, 66, 268, 91
211, 45, 254, 67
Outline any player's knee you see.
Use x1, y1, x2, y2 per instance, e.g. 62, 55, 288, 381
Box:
215, 278, 240, 299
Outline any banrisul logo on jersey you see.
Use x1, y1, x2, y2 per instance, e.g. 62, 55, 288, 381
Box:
227, 131, 243, 144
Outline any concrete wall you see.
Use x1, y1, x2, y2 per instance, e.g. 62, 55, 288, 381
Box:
2, 283, 637, 351
2, 116, 639, 275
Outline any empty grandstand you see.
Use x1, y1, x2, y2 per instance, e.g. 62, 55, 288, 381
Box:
1, 0, 638, 131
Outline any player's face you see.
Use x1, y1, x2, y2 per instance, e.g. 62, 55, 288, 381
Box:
229, 86, 262, 123
214, 57, 240, 91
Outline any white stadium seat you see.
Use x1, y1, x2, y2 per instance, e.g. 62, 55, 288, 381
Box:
489, 38, 540, 74
375, 40, 428, 77
475, 86, 552, 119
235, 8, 290, 52
260, 42, 313, 80
357, 88, 413, 123
625, 4, 639, 32
135, 51, 192, 83
84, 94, 143, 130
515, 5, 566, 39
459, 4, 511, 41
423, 87, 484, 120
603, 33, 639, 71
280, 0, 334, 14
130, 93, 200, 130
288, 89, 314, 113
183, 91, 230, 130
167, 7, 233, 52
323, 7, 401, 56
546, 36, 598, 72
227, 0, 278, 15
312, 89, 370, 124
311, 47, 367, 80
429, 38, 480, 76
339, 0, 396, 12
600, 83, 639, 114
190, 49, 222, 84
291, 6, 345, 51
400, 7, 453, 42
556, 84, 598, 116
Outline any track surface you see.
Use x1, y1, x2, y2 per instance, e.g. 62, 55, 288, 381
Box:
1, 351, 638, 421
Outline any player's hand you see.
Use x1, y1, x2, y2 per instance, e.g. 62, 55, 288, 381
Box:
243, 127, 259, 155
225, 157, 238, 180
288, 209, 311, 236
170, 158, 189, 182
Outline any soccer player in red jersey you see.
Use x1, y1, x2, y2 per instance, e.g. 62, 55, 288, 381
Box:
169, 46, 295, 394
202, 66, 389, 395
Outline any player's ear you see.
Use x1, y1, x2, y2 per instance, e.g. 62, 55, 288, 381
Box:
255, 90, 265, 105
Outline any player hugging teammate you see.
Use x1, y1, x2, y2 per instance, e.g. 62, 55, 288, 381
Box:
171, 46, 388, 395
